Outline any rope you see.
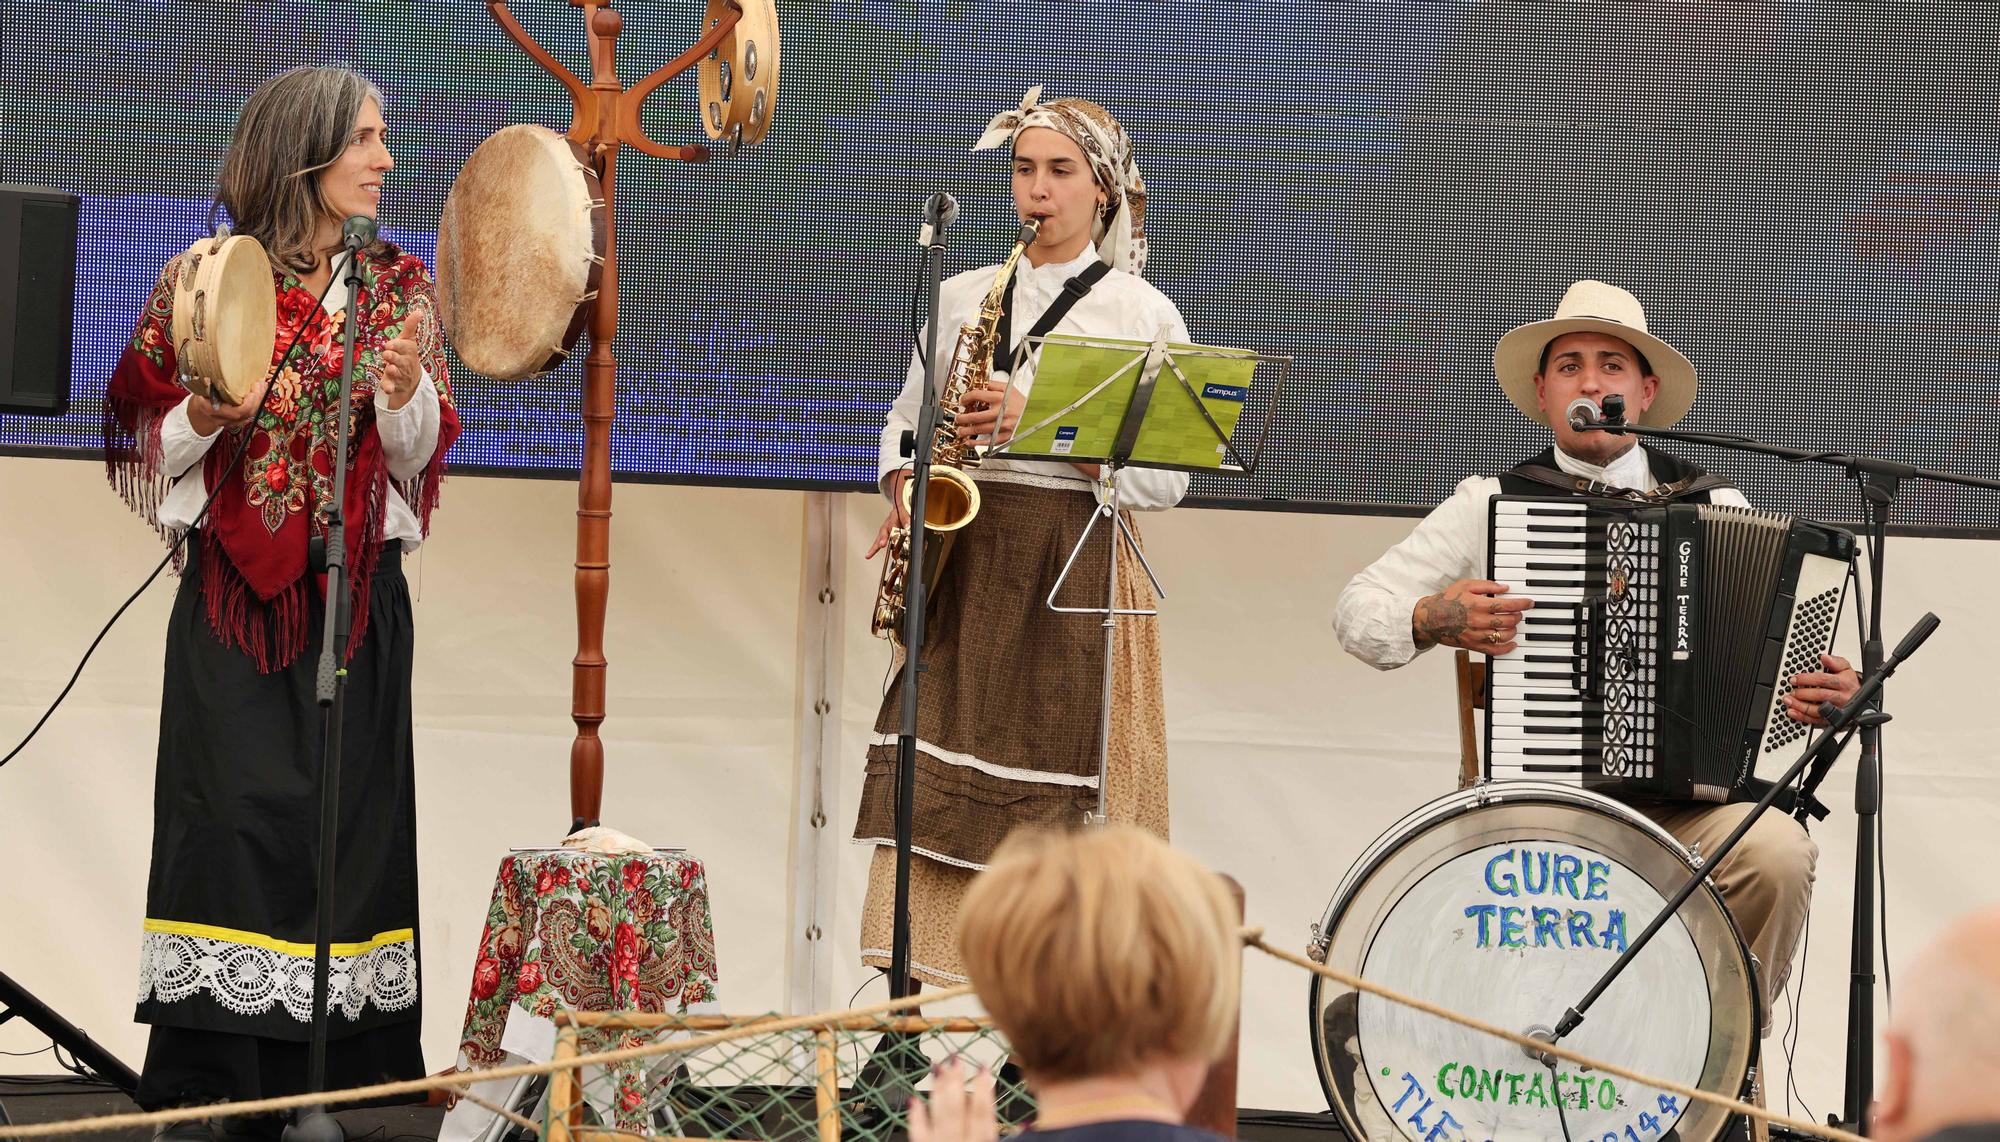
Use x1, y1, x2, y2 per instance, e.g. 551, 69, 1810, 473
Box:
0, 985, 972, 1140
1243, 933, 1867, 1142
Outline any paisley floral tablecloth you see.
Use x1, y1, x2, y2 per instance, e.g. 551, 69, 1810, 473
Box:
445, 847, 719, 1138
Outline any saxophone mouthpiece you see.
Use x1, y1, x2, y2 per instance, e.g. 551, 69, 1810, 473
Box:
1018, 218, 1040, 246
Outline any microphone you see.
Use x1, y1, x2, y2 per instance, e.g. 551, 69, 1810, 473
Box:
1601, 393, 1628, 424
340, 215, 378, 251
918, 192, 958, 247
925, 192, 959, 229
1565, 397, 1601, 431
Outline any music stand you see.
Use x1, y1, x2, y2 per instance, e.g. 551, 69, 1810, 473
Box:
993, 330, 1287, 822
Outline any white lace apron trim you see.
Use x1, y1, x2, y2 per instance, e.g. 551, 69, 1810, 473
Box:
137, 924, 419, 1022
894, 734, 1099, 788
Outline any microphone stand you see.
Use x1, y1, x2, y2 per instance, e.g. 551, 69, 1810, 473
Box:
1550, 612, 1937, 1043
285, 235, 370, 1142
888, 196, 954, 1000
1564, 397, 2000, 1133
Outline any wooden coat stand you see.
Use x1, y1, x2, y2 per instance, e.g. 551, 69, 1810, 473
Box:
482, 0, 751, 829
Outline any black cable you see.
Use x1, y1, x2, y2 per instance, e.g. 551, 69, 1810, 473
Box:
1879, 809, 1892, 1011
0, 524, 204, 771
50, 1041, 95, 1083
1867, 517, 1890, 1012
1784, 907, 1814, 1121
1545, 1060, 1575, 1142
844, 973, 880, 1085
906, 206, 926, 345
1849, 541, 1869, 667
1848, 530, 1893, 1015
0, 268, 340, 772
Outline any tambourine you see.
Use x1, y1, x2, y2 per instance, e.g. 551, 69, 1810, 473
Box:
697, 0, 780, 154
170, 233, 277, 405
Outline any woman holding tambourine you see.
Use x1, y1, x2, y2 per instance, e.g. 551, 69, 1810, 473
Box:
103, 65, 458, 1132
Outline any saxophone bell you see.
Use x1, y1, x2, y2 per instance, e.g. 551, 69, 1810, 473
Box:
901, 464, 981, 534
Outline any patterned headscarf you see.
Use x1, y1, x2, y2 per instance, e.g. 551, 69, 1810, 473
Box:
974, 85, 1149, 275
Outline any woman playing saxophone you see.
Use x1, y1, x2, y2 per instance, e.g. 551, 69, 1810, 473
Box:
854, 86, 1192, 990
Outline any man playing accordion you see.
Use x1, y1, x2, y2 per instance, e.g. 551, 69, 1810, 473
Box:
1332, 279, 1859, 1038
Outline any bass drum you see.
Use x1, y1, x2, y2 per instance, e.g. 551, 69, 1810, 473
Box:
1306, 782, 1757, 1142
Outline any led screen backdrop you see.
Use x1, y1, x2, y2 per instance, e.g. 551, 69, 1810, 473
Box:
2, 1, 1995, 531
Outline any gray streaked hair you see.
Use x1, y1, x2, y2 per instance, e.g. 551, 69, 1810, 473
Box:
212, 66, 386, 274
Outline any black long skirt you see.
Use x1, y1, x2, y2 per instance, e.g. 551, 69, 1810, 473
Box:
133, 535, 425, 1110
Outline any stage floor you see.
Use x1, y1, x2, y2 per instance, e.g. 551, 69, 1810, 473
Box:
0, 1079, 446, 1142
0, 1077, 1349, 1141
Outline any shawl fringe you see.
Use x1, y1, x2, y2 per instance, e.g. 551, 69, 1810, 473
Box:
104, 382, 177, 537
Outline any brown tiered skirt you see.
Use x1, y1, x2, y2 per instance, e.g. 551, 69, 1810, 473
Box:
855, 476, 1169, 984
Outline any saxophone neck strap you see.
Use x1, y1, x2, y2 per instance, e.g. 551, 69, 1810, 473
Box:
994, 260, 1112, 376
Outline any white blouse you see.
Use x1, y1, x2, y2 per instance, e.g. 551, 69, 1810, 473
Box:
879, 242, 1192, 512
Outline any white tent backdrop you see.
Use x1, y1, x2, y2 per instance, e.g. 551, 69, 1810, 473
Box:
2, 454, 1994, 1116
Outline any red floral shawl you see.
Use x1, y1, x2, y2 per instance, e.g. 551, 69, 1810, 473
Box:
105, 244, 461, 672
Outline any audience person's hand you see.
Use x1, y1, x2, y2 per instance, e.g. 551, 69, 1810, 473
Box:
908, 1057, 998, 1142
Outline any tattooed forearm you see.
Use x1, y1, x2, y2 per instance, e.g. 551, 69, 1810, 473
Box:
1413, 594, 1470, 650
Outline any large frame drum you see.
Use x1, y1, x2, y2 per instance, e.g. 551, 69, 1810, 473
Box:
436, 123, 606, 382
1307, 783, 1757, 1142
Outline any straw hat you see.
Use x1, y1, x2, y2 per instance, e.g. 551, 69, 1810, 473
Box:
1492, 279, 1698, 428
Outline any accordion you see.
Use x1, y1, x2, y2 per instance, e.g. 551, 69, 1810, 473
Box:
1483, 495, 1856, 802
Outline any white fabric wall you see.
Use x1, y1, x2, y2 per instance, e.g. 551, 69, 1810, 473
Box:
2, 453, 1994, 1118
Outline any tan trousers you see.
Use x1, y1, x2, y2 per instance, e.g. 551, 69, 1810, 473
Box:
1640, 800, 1819, 1027
1640, 802, 1813, 1142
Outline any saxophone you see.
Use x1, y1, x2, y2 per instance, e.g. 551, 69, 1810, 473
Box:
871, 219, 1041, 644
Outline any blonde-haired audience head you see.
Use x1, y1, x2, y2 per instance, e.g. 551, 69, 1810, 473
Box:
1872, 906, 2000, 1142
911, 824, 1239, 1142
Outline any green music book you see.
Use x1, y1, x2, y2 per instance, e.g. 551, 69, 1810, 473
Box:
1003, 334, 1258, 471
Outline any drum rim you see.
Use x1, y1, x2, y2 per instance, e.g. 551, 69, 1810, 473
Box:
1305, 782, 1757, 1142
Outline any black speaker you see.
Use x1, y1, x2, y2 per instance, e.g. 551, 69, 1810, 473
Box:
0, 184, 82, 417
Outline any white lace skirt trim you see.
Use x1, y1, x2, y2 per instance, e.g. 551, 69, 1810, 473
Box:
856, 944, 971, 984
850, 836, 988, 872
137, 929, 419, 1022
